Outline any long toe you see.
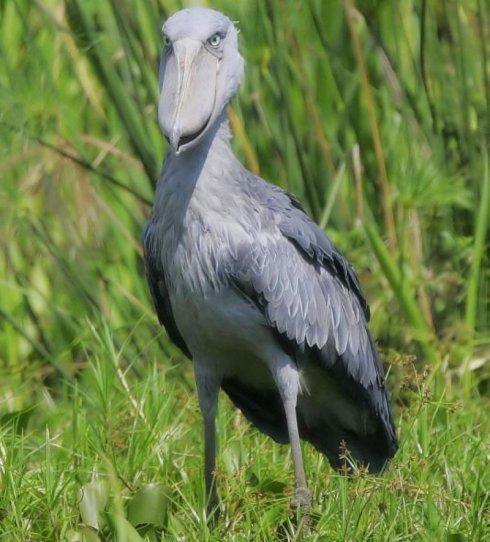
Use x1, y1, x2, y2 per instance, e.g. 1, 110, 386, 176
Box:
291, 487, 312, 511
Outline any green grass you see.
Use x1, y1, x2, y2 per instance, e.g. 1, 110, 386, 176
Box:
0, 325, 487, 540
0, 0, 488, 540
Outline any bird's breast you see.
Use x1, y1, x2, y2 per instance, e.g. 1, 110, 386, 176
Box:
161, 205, 251, 298
169, 286, 280, 383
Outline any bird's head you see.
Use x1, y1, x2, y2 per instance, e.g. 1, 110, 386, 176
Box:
158, 8, 244, 155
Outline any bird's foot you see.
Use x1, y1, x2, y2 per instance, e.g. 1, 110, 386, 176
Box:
291, 487, 312, 511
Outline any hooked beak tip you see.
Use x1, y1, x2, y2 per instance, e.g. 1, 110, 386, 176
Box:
169, 129, 180, 153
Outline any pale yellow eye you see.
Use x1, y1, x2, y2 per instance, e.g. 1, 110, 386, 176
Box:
208, 33, 221, 48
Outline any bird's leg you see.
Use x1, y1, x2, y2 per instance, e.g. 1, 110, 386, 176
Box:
284, 400, 311, 510
194, 366, 221, 515
273, 360, 312, 511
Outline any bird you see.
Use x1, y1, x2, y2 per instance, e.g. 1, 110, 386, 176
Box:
143, 7, 397, 512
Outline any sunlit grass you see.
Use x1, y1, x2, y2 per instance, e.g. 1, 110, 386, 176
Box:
0, 323, 487, 540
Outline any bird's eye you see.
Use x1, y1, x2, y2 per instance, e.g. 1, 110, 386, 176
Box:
163, 34, 171, 48
208, 33, 222, 48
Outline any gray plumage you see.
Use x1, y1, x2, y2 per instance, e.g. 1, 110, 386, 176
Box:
144, 7, 397, 510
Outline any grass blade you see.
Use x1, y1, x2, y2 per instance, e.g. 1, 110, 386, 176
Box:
465, 146, 489, 334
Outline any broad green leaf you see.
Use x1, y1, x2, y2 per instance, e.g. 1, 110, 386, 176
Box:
127, 483, 168, 528
107, 513, 144, 542
78, 480, 108, 530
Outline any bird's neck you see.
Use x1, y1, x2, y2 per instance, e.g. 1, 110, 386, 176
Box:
153, 108, 243, 229
164, 111, 235, 183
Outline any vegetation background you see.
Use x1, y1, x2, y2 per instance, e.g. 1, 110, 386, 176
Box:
0, 0, 488, 539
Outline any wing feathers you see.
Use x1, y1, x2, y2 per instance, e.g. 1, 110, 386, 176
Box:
143, 223, 192, 359
230, 178, 396, 451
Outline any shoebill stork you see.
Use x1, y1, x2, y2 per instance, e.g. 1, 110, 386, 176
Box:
143, 7, 397, 510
